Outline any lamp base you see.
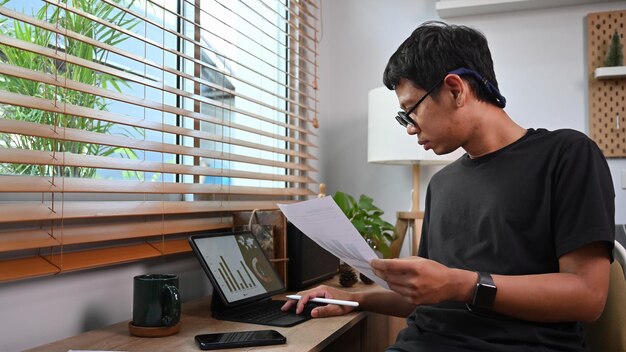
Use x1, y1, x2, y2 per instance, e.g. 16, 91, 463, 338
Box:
388, 163, 425, 258
390, 211, 423, 258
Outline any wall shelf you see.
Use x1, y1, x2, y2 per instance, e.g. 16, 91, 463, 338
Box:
436, 0, 624, 18
594, 66, 626, 80
587, 10, 626, 158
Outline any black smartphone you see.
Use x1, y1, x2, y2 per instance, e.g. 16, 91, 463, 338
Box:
194, 329, 286, 350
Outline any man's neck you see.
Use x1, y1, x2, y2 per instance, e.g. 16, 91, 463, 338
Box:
464, 107, 526, 159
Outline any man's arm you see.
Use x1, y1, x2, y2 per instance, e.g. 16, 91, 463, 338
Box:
281, 284, 416, 318
371, 241, 611, 323
491, 241, 610, 322
354, 290, 416, 317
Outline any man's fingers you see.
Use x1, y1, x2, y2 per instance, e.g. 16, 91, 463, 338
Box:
311, 305, 346, 318
371, 259, 405, 274
371, 259, 392, 280
295, 295, 313, 314
372, 258, 420, 275
293, 288, 331, 314
370, 258, 389, 270
281, 300, 296, 311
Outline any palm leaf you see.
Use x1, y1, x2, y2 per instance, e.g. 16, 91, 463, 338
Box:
0, 0, 139, 178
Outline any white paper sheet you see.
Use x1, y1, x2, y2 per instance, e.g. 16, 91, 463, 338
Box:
278, 197, 389, 289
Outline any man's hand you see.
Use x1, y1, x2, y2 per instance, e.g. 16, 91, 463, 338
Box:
281, 285, 358, 318
371, 256, 475, 305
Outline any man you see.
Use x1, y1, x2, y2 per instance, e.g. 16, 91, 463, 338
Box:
283, 21, 615, 351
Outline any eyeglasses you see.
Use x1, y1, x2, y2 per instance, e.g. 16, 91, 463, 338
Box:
394, 67, 506, 128
395, 76, 446, 128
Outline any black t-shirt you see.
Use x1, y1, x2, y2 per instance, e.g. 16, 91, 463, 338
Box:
390, 129, 615, 352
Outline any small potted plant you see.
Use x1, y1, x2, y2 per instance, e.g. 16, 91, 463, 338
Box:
333, 191, 397, 285
604, 30, 624, 67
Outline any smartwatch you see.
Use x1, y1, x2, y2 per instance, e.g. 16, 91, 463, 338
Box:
469, 272, 497, 311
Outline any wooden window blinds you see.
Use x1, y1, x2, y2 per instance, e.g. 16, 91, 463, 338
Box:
0, 0, 319, 282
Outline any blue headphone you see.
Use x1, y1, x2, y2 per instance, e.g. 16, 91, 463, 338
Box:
448, 67, 506, 108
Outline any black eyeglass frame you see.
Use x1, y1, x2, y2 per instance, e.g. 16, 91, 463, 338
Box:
394, 67, 506, 128
394, 76, 446, 128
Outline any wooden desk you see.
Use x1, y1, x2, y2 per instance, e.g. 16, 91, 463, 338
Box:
25, 277, 398, 352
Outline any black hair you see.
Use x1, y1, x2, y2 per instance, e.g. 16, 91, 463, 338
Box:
383, 21, 501, 106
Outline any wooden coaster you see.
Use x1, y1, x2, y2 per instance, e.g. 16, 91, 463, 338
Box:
128, 321, 181, 337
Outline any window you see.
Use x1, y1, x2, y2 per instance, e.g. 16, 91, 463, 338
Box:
0, 0, 319, 281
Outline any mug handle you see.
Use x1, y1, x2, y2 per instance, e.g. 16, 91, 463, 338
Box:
160, 285, 181, 327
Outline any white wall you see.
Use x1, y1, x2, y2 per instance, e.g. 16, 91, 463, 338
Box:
317, 0, 443, 220
317, 0, 626, 226
0, 254, 212, 352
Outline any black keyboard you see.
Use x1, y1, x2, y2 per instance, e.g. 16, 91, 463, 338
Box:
227, 300, 322, 324
237, 301, 287, 323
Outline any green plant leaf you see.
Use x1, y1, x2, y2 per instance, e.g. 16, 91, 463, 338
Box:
377, 244, 390, 259
333, 191, 352, 215
383, 232, 396, 242
357, 194, 378, 212
351, 218, 368, 234
334, 190, 398, 258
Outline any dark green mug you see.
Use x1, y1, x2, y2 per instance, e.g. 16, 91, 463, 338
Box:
132, 274, 181, 327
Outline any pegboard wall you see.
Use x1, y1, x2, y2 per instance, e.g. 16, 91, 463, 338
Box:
587, 10, 626, 158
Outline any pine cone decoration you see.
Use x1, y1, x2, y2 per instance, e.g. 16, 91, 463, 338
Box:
339, 263, 358, 287
359, 273, 374, 285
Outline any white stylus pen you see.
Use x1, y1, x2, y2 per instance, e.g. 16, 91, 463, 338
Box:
286, 294, 359, 307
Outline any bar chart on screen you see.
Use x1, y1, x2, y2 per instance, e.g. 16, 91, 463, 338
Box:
217, 255, 258, 293
195, 235, 269, 301
211, 254, 267, 301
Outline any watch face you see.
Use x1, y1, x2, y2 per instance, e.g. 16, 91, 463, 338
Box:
474, 283, 497, 308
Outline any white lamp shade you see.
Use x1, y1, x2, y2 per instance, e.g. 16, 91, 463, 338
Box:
367, 86, 464, 164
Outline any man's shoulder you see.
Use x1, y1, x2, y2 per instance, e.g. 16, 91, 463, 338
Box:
530, 128, 588, 141
524, 129, 609, 173
527, 128, 595, 150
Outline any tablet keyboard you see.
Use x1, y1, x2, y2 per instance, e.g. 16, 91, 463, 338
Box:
227, 300, 322, 324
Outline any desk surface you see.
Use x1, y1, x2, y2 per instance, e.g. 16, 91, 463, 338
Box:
26, 296, 366, 352
25, 277, 389, 352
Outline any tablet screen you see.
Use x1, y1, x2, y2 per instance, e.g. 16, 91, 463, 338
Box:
190, 232, 284, 304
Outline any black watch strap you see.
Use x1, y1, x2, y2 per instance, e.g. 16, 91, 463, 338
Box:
469, 272, 497, 311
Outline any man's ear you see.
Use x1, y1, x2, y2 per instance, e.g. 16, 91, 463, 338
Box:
444, 74, 465, 107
